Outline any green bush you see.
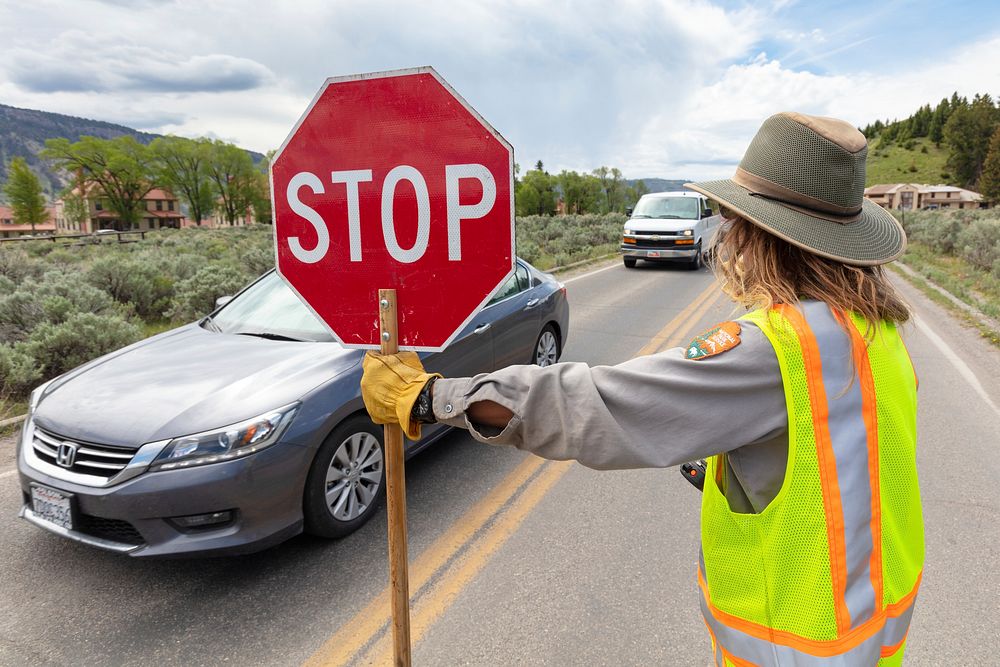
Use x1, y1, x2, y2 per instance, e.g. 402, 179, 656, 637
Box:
0, 344, 42, 398
0, 270, 123, 341
0, 247, 42, 284
87, 255, 174, 320
515, 213, 625, 268
169, 265, 250, 321
21, 312, 142, 379
957, 218, 1000, 273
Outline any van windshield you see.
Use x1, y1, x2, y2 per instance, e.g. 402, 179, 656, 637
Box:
631, 196, 700, 220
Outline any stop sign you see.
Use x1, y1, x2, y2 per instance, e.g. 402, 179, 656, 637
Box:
270, 67, 514, 350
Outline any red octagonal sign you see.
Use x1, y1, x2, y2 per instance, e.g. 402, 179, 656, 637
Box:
271, 67, 514, 350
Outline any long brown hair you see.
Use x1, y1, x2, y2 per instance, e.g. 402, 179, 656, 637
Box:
711, 214, 910, 330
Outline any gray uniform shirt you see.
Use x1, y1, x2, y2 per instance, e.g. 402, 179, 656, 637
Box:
432, 320, 789, 514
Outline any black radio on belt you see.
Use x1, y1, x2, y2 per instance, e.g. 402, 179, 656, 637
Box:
681, 460, 707, 491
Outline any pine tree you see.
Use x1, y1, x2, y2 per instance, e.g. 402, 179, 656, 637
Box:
979, 125, 1000, 204
3, 157, 48, 233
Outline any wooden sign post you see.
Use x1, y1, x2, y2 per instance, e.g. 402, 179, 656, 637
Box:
379, 289, 411, 667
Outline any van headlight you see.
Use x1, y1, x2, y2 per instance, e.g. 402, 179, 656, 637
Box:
150, 403, 300, 471
681, 229, 694, 237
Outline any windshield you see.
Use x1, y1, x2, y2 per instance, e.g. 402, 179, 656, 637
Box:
631, 196, 700, 220
209, 272, 336, 343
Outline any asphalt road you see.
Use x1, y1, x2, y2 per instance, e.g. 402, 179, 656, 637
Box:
1, 258, 998, 666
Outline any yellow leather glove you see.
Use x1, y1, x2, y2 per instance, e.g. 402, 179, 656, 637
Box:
361, 351, 441, 441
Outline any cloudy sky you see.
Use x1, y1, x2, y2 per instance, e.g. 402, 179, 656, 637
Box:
2, 0, 999, 180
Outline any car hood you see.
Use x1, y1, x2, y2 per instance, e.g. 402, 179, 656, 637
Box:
625, 218, 699, 232
33, 324, 361, 448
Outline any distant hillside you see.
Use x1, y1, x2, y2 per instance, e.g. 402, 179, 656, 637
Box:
862, 93, 1000, 190
627, 178, 690, 193
0, 103, 264, 198
865, 137, 950, 187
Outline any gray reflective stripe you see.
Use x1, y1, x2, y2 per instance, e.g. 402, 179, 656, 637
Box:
700, 587, 917, 666
801, 301, 878, 628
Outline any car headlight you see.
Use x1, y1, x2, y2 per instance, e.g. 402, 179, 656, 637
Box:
150, 403, 300, 471
681, 229, 694, 237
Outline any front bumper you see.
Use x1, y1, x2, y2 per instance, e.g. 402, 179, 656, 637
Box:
17, 420, 313, 557
620, 244, 698, 260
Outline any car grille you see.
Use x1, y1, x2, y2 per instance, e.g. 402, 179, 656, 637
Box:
633, 237, 680, 248
32, 427, 137, 481
76, 514, 146, 546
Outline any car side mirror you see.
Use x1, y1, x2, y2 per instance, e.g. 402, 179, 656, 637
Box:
215, 295, 233, 308
625, 207, 633, 217
702, 209, 713, 219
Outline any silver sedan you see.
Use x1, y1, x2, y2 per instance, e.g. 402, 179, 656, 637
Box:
17, 259, 569, 557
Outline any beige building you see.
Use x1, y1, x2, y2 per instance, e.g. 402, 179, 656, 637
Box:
55, 185, 184, 233
864, 183, 986, 211
0, 205, 57, 238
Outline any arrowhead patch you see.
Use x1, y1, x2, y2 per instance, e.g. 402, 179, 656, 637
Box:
686, 321, 742, 360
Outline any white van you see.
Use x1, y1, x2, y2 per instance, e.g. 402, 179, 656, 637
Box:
620, 191, 720, 269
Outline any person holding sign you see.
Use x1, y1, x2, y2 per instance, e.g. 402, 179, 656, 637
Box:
362, 112, 923, 666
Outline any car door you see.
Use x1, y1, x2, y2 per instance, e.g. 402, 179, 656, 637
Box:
420, 306, 495, 380
484, 262, 542, 370
413, 299, 495, 445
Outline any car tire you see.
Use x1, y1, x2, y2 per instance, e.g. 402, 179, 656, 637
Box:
688, 246, 702, 271
623, 257, 638, 268
532, 324, 560, 366
303, 415, 386, 539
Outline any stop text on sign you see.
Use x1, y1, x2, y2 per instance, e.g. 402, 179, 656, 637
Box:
286, 163, 496, 265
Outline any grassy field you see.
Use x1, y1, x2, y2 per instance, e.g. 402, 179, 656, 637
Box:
866, 137, 950, 186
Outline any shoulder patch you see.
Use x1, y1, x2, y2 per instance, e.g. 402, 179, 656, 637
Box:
685, 321, 742, 360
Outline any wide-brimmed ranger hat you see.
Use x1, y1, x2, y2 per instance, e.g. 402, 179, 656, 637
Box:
685, 111, 905, 266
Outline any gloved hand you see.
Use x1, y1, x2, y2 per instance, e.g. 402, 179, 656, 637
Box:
361, 351, 441, 441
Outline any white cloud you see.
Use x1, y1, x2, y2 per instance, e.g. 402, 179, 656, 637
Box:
627, 34, 1000, 180
7, 31, 274, 93
1, 1, 999, 178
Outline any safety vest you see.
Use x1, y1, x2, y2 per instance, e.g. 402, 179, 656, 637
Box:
700, 301, 923, 666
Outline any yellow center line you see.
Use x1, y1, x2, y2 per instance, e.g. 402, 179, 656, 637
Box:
304, 455, 547, 667
360, 460, 573, 665
636, 280, 720, 356
305, 278, 728, 667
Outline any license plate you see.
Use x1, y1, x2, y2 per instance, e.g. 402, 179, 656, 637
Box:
646, 250, 660, 258
30, 484, 75, 531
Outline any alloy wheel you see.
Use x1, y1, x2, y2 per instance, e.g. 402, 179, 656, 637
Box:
535, 329, 559, 366
325, 432, 384, 521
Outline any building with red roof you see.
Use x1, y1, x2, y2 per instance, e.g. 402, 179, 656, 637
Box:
54, 185, 183, 233
0, 205, 57, 239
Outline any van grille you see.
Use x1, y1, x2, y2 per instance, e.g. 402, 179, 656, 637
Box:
32, 427, 137, 481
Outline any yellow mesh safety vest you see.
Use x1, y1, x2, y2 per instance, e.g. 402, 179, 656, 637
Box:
700, 302, 924, 666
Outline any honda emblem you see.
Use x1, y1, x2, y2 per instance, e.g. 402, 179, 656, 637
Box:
56, 442, 77, 468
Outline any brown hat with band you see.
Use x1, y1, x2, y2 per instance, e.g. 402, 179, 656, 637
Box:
684, 111, 906, 266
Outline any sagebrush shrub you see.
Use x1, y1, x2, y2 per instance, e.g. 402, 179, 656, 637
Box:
169, 265, 251, 322
87, 255, 174, 320
957, 219, 1000, 273
21, 311, 142, 379
0, 248, 42, 284
0, 270, 121, 341
0, 343, 41, 398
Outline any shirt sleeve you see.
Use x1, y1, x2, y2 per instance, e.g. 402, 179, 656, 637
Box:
431, 321, 788, 470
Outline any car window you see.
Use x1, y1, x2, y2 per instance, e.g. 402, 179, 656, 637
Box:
211, 272, 336, 342
488, 263, 529, 306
